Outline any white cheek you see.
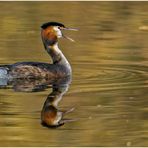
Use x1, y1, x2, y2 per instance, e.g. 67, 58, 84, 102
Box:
53, 112, 62, 125
53, 27, 62, 38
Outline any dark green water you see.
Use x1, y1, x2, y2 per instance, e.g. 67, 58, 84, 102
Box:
0, 1, 148, 146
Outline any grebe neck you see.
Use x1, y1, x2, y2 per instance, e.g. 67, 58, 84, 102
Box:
46, 44, 72, 74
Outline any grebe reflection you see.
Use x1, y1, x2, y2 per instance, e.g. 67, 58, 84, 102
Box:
0, 76, 76, 128
41, 83, 76, 128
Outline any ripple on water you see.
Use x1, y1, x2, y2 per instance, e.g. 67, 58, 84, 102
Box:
72, 64, 148, 93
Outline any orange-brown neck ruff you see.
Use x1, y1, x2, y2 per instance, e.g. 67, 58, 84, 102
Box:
41, 26, 58, 47
41, 105, 58, 125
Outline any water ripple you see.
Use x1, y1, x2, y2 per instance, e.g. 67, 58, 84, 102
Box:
72, 64, 148, 93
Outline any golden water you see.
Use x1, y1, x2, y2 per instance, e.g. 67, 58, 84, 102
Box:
0, 1, 148, 146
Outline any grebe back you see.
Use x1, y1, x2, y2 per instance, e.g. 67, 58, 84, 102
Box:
0, 22, 77, 79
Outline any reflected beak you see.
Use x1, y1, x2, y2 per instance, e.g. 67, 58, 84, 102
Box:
63, 107, 75, 115
62, 27, 78, 42
59, 118, 78, 124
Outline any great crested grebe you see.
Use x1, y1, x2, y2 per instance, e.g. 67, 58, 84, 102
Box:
0, 22, 77, 79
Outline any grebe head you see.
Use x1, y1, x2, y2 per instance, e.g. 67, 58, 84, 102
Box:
41, 21, 78, 47
41, 105, 76, 128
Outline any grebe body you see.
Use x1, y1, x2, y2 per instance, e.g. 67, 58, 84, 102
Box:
0, 22, 77, 79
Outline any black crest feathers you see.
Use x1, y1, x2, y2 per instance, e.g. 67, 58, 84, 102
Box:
41, 22, 65, 29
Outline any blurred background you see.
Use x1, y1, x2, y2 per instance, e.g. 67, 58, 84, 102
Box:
0, 1, 148, 146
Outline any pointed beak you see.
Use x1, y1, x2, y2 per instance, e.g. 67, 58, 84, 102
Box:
61, 27, 78, 42
63, 35, 75, 42
64, 28, 78, 31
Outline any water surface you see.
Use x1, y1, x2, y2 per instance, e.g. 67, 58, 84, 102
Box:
0, 1, 148, 147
